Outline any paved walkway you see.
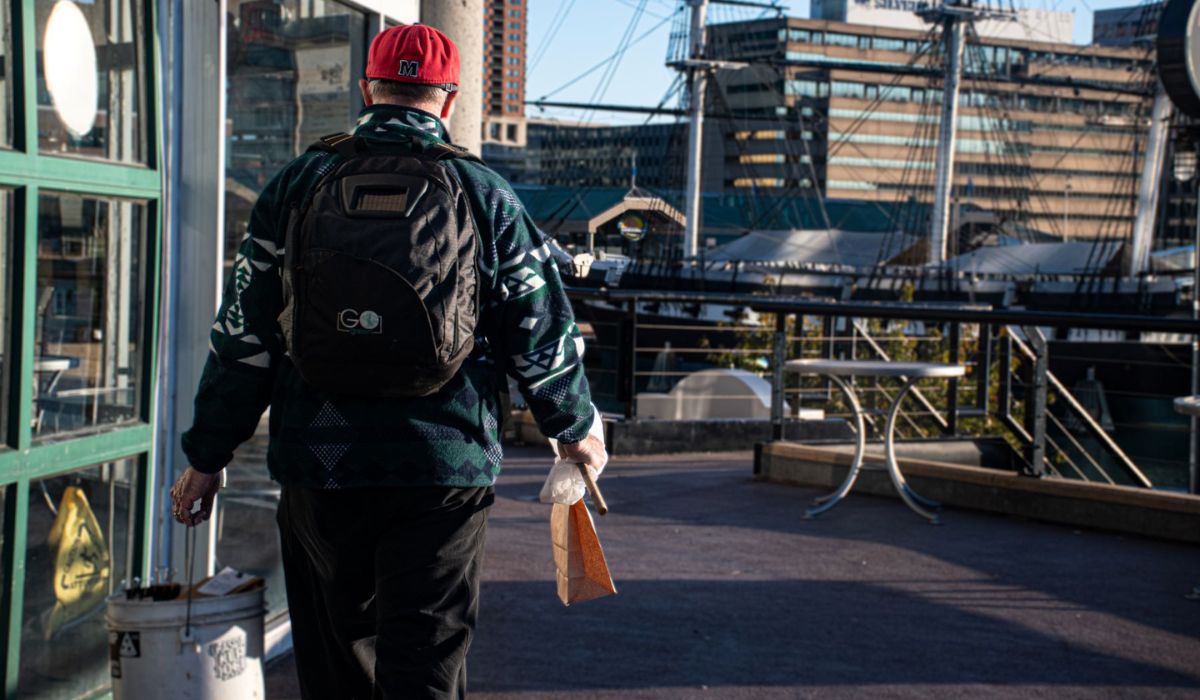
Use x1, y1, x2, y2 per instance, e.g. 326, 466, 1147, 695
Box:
267, 448, 1200, 698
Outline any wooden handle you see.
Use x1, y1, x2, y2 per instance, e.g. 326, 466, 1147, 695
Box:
577, 463, 609, 515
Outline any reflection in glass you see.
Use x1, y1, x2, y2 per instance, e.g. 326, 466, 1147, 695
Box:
216, 416, 287, 619
225, 0, 365, 283
35, 193, 143, 437
36, 0, 143, 162
20, 460, 134, 699
223, 0, 367, 619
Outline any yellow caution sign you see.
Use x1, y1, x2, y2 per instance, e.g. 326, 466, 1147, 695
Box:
45, 486, 110, 639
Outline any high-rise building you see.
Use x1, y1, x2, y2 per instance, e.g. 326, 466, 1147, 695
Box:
482, 0, 527, 147
706, 16, 1155, 240
1092, 2, 1161, 47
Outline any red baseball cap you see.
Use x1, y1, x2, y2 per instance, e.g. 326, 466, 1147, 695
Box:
366, 25, 460, 118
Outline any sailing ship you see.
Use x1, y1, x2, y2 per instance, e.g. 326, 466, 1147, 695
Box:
527, 0, 1199, 484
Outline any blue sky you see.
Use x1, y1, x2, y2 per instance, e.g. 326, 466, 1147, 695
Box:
524, 0, 1147, 125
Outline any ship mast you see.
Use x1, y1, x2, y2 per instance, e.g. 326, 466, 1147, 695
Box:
1129, 86, 1173, 276
921, 0, 1016, 266
682, 0, 708, 259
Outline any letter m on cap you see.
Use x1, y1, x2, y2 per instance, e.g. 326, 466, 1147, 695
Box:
398, 60, 420, 78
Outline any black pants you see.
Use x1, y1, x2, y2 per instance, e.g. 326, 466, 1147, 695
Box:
276, 484, 493, 700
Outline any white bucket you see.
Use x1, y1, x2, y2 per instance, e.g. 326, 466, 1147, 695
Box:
105, 588, 266, 700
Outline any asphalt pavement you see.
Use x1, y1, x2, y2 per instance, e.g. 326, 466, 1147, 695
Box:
267, 446, 1200, 698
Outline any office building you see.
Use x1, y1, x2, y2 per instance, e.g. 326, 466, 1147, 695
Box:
1092, 2, 1160, 47
482, 0, 527, 147
706, 16, 1154, 240
523, 119, 694, 189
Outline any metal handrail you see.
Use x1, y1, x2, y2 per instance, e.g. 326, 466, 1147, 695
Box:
850, 319, 951, 433
1046, 411, 1116, 485
566, 287, 1200, 334
1007, 328, 1154, 488
569, 287, 1184, 488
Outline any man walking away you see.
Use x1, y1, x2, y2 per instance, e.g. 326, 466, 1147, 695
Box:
169, 24, 606, 700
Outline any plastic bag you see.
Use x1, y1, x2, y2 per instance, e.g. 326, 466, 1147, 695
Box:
539, 406, 607, 505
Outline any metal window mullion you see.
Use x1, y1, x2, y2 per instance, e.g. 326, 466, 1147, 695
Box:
0, 479, 28, 699
146, 0, 163, 173
0, 426, 151, 482
0, 153, 160, 197
139, 200, 161, 424
8, 185, 33, 451
29, 427, 152, 480
15, 0, 35, 154
131, 452, 152, 586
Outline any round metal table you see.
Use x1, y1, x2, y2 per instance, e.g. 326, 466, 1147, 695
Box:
1173, 395, 1200, 417
787, 359, 967, 524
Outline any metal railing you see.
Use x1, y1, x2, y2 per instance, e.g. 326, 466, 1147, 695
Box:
566, 287, 1200, 493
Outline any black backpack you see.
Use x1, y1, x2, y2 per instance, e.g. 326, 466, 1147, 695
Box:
280, 132, 481, 398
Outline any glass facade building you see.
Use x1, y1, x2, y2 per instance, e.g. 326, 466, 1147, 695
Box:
707, 17, 1156, 241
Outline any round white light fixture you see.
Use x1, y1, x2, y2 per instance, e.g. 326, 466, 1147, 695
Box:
43, 0, 98, 138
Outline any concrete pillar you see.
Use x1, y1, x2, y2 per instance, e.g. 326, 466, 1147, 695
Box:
422, 0, 484, 155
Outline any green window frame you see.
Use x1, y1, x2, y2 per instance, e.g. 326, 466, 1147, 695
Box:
0, 1, 162, 695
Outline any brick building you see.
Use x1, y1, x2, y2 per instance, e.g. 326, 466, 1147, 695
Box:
483, 0, 527, 147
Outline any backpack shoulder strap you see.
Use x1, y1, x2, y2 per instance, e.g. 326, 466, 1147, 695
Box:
417, 137, 485, 165
306, 132, 363, 159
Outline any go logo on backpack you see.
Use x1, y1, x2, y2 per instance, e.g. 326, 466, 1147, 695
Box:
338, 308, 383, 334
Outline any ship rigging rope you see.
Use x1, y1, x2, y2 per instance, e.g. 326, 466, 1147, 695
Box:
583, 0, 650, 123
965, 31, 1064, 243
611, 0, 675, 21
706, 63, 831, 233
730, 29, 940, 241
861, 29, 944, 281
535, 75, 686, 240
529, 0, 578, 73
537, 8, 682, 103
529, 3, 684, 242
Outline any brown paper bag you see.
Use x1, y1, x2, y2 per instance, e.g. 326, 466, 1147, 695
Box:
551, 500, 617, 606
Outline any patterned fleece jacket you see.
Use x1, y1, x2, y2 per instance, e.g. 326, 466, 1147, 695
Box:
181, 104, 594, 488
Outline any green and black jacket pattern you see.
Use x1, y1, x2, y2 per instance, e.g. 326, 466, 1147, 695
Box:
182, 105, 594, 488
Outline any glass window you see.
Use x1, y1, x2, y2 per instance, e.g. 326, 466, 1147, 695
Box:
0, 0, 11, 146
226, 0, 367, 284
34, 192, 144, 438
20, 459, 135, 699
826, 32, 858, 48
37, 0, 144, 163
223, 0, 369, 621
215, 433, 289, 620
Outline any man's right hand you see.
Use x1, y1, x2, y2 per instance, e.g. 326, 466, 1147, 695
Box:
556, 434, 607, 475
170, 467, 222, 527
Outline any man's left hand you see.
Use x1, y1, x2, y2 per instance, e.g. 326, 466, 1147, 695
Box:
170, 467, 222, 526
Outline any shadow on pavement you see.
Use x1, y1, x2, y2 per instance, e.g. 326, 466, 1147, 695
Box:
472, 577, 1199, 694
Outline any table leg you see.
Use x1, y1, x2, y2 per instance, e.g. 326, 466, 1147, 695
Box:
806, 374, 867, 519
885, 378, 942, 524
